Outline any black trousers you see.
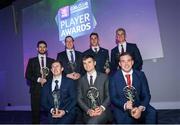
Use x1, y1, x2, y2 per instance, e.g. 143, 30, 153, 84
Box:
31, 92, 41, 124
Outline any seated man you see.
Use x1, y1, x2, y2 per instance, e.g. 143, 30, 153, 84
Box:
109, 52, 157, 124
77, 55, 111, 124
41, 60, 76, 124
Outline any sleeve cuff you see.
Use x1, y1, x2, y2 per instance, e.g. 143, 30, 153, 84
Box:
124, 103, 127, 111
65, 110, 69, 114
100, 105, 106, 111
138, 105, 146, 111
50, 108, 54, 113
37, 77, 41, 83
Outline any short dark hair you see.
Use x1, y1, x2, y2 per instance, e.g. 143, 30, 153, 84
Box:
37, 40, 47, 47
116, 28, 126, 36
65, 35, 74, 42
119, 52, 134, 61
52, 60, 63, 68
90, 32, 99, 38
82, 54, 96, 62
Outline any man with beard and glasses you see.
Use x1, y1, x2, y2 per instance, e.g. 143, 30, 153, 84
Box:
25, 41, 54, 124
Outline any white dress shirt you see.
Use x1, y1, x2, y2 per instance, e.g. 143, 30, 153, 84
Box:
66, 49, 75, 62
118, 42, 127, 53
51, 75, 62, 92
87, 70, 97, 85
91, 46, 100, 53
122, 69, 133, 86
38, 54, 46, 68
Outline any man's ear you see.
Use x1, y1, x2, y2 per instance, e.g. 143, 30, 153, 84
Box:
119, 62, 121, 67
61, 67, 64, 72
51, 68, 53, 73
94, 61, 96, 66
132, 60, 134, 66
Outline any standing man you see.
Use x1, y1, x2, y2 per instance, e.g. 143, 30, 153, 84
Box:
25, 41, 54, 124
41, 61, 77, 124
57, 35, 83, 81
84, 32, 110, 74
57, 35, 83, 123
109, 52, 157, 124
111, 28, 143, 74
77, 55, 111, 124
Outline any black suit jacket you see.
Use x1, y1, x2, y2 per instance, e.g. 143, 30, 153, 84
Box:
111, 43, 143, 74
56, 50, 83, 76
25, 56, 54, 94
83, 47, 110, 73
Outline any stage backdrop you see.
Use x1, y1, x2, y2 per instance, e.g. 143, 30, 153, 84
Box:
22, 0, 163, 71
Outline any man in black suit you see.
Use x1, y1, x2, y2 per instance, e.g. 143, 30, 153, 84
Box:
56, 35, 83, 123
56, 35, 83, 81
111, 28, 143, 74
77, 55, 111, 124
41, 60, 77, 124
25, 41, 54, 124
83, 32, 110, 74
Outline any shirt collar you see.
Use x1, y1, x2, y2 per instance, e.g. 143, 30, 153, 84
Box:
38, 54, 46, 58
53, 75, 62, 82
118, 42, 126, 47
87, 70, 97, 78
121, 69, 133, 76
66, 49, 74, 53
91, 46, 100, 52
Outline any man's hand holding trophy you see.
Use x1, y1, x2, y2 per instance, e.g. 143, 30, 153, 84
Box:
123, 85, 142, 119
87, 87, 104, 117
39, 67, 49, 86
104, 59, 110, 74
51, 84, 66, 118
67, 61, 81, 80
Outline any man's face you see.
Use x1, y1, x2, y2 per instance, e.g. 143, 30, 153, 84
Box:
51, 62, 64, 77
37, 43, 47, 54
65, 37, 74, 49
90, 35, 99, 47
119, 55, 134, 73
83, 58, 96, 73
116, 30, 126, 43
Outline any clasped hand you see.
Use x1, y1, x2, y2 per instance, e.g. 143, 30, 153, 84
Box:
51, 108, 65, 118
87, 106, 103, 117
125, 100, 142, 119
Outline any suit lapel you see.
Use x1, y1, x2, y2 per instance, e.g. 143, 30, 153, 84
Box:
119, 70, 127, 87
115, 46, 120, 60
60, 77, 65, 91
126, 43, 130, 52
46, 57, 51, 67
84, 74, 90, 89
94, 72, 100, 88
74, 51, 78, 63
63, 51, 70, 63
90, 48, 96, 54
35, 57, 41, 73
132, 72, 138, 90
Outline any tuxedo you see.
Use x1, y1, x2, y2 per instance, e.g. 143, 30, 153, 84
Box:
111, 43, 143, 74
77, 72, 111, 124
41, 77, 77, 124
83, 47, 110, 73
25, 56, 54, 123
109, 70, 157, 123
